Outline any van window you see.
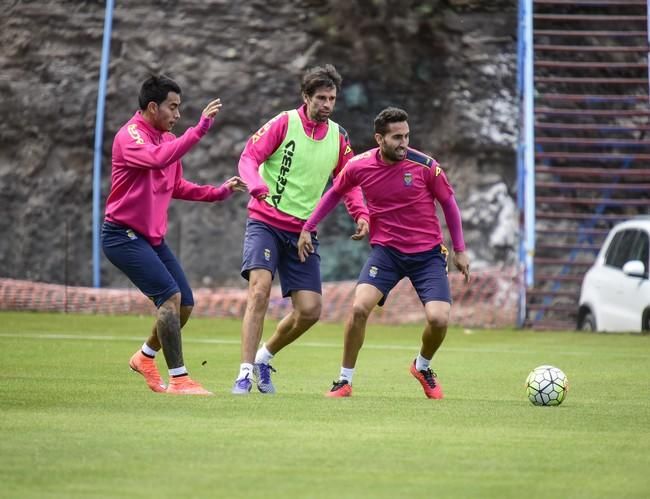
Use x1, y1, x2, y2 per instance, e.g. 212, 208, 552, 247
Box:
605, 230, 640, 269
628, 231, 649, 277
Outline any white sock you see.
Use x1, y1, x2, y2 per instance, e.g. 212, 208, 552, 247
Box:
238, 363, 254, 380
339, 367, 355, 384
141, 342, 157, 358
415, 353, 431, 372
169, 366, 187, 377
255, 344, 274, 365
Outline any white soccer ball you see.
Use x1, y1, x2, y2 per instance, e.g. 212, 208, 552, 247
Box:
525, 365, 568, 406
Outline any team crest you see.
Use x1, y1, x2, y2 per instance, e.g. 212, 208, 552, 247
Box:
369, 266, 378, 278
264, 248, 271, 261
403, 172, 413, 186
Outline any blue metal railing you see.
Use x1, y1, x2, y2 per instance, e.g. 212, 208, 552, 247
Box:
517, 0, 535, 326
92, 0, 115, 288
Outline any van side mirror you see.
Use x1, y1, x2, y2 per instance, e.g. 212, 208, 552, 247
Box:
622, 260, 646, 278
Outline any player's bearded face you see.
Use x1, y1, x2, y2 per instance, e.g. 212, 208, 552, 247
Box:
152, 92, 181, 131
378, 121, 409, 163
304, 86, 337, 123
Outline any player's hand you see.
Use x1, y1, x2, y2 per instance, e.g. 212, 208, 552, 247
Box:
223, 176, 247, 192
297, 230, 314, 263
453, 251, 471, 283
351, 218, 369, 241
249, 185, 269, 201
202, 98, 222, 119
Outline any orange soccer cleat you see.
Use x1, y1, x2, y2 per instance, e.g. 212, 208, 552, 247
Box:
325, 379, 352, 398
129, 350, 166, 393
166, 375, 213, 396
410, 360, 444, 399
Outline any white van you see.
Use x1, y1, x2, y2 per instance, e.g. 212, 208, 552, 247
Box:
577, 217, 650, 332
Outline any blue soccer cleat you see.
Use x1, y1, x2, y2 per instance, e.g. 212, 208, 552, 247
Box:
254, 363, 277, 394
231, 373, 252, 395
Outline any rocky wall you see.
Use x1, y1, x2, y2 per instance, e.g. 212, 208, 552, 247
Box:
0, 0, 519, 287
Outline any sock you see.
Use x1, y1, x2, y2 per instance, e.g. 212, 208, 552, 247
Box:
169, 366, 188, 377
255, 344, 274, 365
415, 353, 431, 372
339, 367, 355, 384
141, 342, 157, 358
238, 363, 254, 380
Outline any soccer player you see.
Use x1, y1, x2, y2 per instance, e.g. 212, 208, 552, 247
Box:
102, 75, 246, 396
233, 64, 370, 394
298, 107, 470, 399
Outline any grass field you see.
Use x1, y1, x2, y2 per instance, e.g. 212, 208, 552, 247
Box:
1, 311, 649, 499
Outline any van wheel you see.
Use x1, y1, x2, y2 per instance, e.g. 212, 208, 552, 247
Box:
579, 312, 597, 332
642, 309, 650, 332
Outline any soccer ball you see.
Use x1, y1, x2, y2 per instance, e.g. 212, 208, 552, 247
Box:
525, 365, 568, 406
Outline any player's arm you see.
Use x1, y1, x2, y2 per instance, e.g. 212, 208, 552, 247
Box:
440, 196, 470, 282
238, 112, 288, 200
298, 163, 358, 262
332, 129, 370, 239
298, 187, 343, 262
173, 167, 247, 202
432, 167, 470, 283
120, 99, 221, 170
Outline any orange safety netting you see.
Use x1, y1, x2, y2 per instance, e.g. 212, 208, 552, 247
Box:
0, 267, 520, 328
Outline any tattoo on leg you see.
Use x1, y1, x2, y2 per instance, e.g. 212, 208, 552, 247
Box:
156, 304, 183, 369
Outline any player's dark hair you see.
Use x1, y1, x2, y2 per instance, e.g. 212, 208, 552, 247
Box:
301, 64, 342, 97
138, 75, 181, 110
374, 107, 409, 135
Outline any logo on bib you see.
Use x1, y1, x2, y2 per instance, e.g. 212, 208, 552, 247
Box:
271, 140, 295, 208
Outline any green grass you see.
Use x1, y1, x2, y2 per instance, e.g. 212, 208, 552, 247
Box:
1, 311, 649, 499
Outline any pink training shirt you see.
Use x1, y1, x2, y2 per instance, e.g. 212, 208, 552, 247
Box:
238, 105, 369, 233
105, 111, 232, 245
305, 147, 465, 254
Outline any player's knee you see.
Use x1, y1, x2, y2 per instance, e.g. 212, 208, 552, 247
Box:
158, 294, 181, 324
351, 302, 372, 322
161, 292, 181, 310
427, 313, 449, 330
248, 286, 271, 310
296, 301, 321, 325
250, 275, 272, 296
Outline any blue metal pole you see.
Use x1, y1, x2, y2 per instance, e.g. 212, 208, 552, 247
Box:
522, 0, 535, 289
516, 0, 535, 326
92, 0, 115, 288
516, 0, 526, 327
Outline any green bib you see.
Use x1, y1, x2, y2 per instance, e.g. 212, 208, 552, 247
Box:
260, 109, 340, 220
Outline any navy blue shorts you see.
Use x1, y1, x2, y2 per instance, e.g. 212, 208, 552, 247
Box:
101, 221, 193, 308
358, 244, 450, 307
241, 219, 321, 298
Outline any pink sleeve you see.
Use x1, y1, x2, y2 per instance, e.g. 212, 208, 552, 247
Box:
426, 164, 454, 204
440, 195, 466, 252
303, 188, 343, 232
238, 113, 288, 198
120, 116, 213, 170
172, 158, 234, 202
173, 177, 230, 202
332, 135, 369, 222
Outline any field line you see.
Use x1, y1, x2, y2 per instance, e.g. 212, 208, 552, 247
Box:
0, 332, 642, 357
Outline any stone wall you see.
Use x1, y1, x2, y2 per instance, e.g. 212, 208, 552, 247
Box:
0, 0, 518, 287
